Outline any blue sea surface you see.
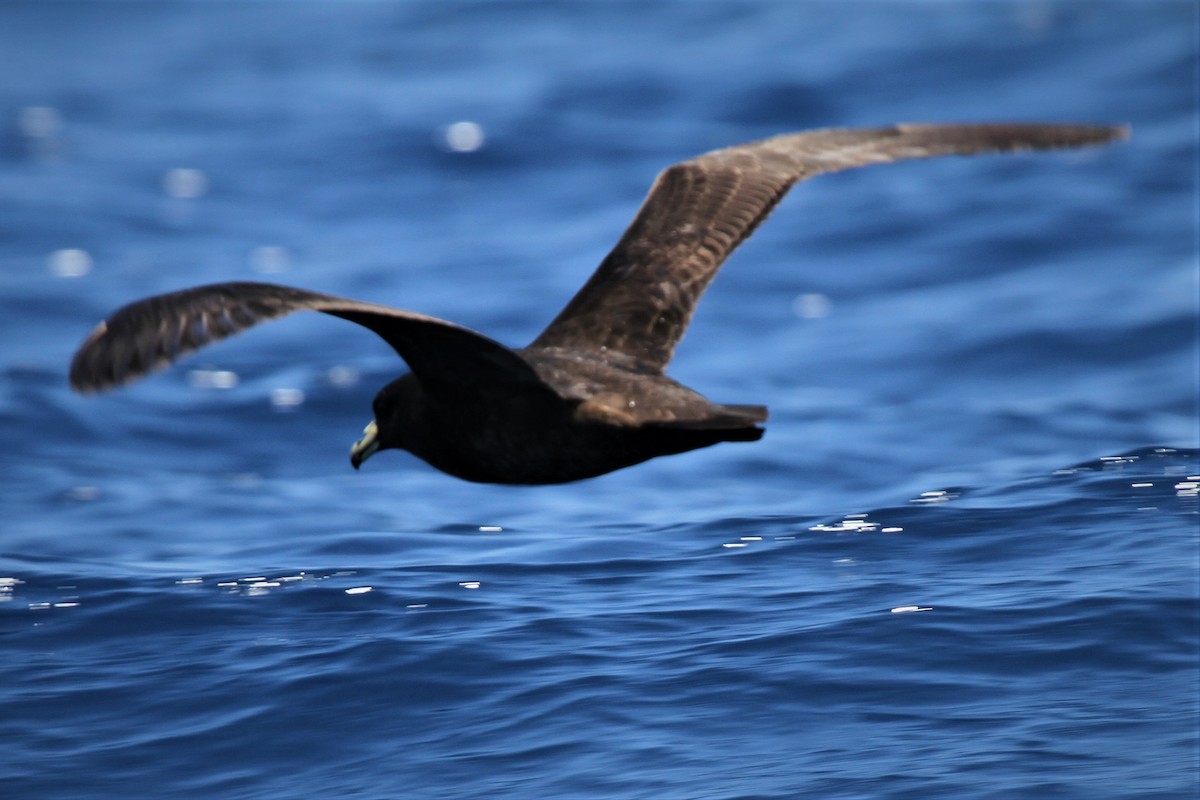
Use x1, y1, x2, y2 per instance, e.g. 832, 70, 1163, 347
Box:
1, 3, 1197, 798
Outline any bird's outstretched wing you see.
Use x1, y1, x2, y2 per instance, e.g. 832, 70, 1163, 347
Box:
531, 122, 1127, 372
69, 281, 547, 393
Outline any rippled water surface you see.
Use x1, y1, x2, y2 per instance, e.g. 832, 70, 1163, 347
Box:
1, 4, 1197, 799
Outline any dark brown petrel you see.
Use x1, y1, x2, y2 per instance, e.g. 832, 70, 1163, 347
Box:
69, 123, 1126, 484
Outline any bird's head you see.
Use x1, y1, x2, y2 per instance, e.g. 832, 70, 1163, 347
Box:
349, 373, 422, 470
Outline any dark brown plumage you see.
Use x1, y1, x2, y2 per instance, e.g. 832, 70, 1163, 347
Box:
69, 123, 1127, 484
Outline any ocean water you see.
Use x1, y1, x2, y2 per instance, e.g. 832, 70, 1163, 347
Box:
1, 3, 1197, 798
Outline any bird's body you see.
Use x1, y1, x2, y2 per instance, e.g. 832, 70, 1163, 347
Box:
375, 352, 765, 484
69, 123, 1126, 484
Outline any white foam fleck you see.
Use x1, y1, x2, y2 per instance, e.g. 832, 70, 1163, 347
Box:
47, 248, 92, 277
163, 167, 208, 199
442, 121, 485, 152
188, 369, 239, 389
270, 387, 305, 409
18, 106, 62, 138
793, 293, 832, 319
248, 245, 292, 274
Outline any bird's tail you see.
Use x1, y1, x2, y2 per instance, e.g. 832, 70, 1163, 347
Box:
647, 403, 767, 436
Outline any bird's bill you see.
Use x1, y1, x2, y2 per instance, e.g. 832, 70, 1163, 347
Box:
350, 419, 381, 470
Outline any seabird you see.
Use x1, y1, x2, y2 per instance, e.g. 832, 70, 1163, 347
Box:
69, 123, 1126, 484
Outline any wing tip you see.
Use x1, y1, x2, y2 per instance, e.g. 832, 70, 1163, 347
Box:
68, 367, 118, 394
68, 321, 109, 394
894, 121, 1131, 147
